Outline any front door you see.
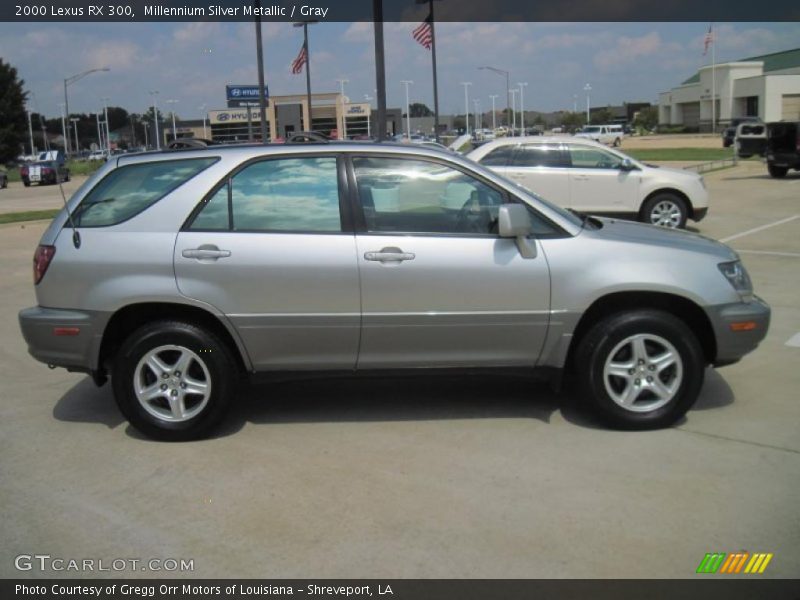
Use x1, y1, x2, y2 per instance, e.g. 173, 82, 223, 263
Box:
504, 143, 571, 206
566, 145, 640, 213
174, 155, 360, 370
349, 155, 552, 369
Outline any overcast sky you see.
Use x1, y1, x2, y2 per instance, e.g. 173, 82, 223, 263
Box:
2, 21, 799, 120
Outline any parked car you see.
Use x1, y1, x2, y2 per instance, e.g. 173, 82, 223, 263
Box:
468, 136, 708, 229
0, 170, 7, 189
765, 121, 800, 178
575, 125, 623, 147
735, 122, 767, 159
18, 142, 768, 440
19, 161, 70, 186
88, 150, 108, 161
722, 117, 761, 148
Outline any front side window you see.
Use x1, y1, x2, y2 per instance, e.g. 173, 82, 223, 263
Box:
75, 158, 217, 227
510, 145, 568, 168
190, 156, 341, 233
353, 157, 506, 235
478, 145, 515, 167
568, 147, 623, 170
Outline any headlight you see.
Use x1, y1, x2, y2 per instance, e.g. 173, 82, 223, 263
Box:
718, 261, 753, 297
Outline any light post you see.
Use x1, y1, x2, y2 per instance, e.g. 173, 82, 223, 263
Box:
149, 90, 160, 149
460, 82, 471, 135
70, 117, 80, 154
336, 78, 349, 139
518, 82, 528, 133
101, 96, 110, 152
473, 98, 480, 131
63, 67, 110, 156
364, 95, 372, 138
479, 66, 510, 127
584, 83, 592, 125
509, 89, 518, 134
95, 111, 103, 151
400, 80, 413, 139
26, 109, 35, 156
573, 94, 578, 113
58, 103, 67, 153
198, 104, 208, 139
166, 99, 179, 141
141, 118, 149, 149
489, 95, 498, 131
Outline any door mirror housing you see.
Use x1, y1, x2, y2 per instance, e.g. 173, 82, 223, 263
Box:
620, 158, 637, 171
498, 204, 536, 258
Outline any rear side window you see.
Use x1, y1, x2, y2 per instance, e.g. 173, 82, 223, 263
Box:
478, 145, 515, 166
510, 145, 568, 168
74, 158, 217, 227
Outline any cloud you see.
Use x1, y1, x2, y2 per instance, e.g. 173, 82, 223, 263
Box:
593, 32, 664, 71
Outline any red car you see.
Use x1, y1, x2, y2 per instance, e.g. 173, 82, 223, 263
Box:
20, 161, 70, 187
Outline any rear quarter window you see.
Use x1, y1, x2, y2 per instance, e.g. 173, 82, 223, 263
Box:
73, 157, 218, 227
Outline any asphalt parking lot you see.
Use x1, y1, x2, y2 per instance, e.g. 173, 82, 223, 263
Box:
0, 160, 798, 579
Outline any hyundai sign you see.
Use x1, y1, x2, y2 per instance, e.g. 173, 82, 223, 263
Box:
226, 85, 270, 107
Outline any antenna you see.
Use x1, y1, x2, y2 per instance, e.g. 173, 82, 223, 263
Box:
56, 164, 80, 248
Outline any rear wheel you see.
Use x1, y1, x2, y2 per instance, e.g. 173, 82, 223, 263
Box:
613, 137, 621, 147
641, 193, 688, 229
768, 165, 788, 178
22, 179, 30, 187
111, 320, 238, 441
574, 310, 705, 430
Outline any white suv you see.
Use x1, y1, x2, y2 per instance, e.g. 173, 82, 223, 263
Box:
575, 125, 623, 147
467, 137, 708, 228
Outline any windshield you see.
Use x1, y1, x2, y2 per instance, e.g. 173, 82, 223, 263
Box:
581, 126, 601, 133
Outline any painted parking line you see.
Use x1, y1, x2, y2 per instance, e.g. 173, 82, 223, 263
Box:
720, 215, 800, 243
786, 333, 800, 348
736, 250, 800, 258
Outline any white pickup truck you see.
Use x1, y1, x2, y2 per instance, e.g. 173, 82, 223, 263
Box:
574, 125, 624, 147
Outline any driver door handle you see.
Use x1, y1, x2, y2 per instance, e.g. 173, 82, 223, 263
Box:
182, 246, 231, 260
364, 248, 416, 262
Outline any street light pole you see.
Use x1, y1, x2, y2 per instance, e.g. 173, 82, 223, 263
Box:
96, 111, 102, 151
489, 95, 498, 131
149, 90, 160, 149
400, 80, 413, 139
509, 89, 518, 134
198, 104, 208, 139
461, 82, 471, 135
58, 103, 67, 154
70, 117, 80, 154
473, 98, 481, 131
336, 78, 349, 139
102, 96, 110, 151
364, 95, 372, 138
479, 66, 510, 127
584, 83, 592, 124
166, 99, 179, 141
63, 67, 110, 156
518, 82, 528, 133
27, 110, 35, 156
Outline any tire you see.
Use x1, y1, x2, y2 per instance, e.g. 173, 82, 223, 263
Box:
22, 179, 30, 187
768, 165, 788, 178
613, 137, 621, 147
574, 310, 705, 430
111, 320, 238, 441
640, 192, 688, 229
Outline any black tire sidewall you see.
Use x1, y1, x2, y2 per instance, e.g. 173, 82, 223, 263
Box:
112, 321, 237, 441
768, 165, 787, 178
641, 193, 688, 229
576, 310, 705, 430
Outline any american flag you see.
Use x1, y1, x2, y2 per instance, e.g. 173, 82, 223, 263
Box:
703, 25, 714, 56
291, 43, 307, 74
412, 16, 433, 50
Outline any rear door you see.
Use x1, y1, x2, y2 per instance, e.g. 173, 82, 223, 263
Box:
174, 154, 361, 370
504, 143, 571, 206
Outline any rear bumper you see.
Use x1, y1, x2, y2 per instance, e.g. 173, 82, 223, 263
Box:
18, 306, 109, 372
705, 296, 771, 366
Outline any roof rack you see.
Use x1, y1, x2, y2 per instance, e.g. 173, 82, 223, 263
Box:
286, 131, 331, 143
165, 138, 218, 150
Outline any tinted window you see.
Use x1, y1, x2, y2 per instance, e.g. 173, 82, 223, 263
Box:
192, 157, 341, 232
353, 157, 505, 235
479, 145, 514, 166
75, 158, 217, 227
510, 145, 567, 168
568, 147, 623, 170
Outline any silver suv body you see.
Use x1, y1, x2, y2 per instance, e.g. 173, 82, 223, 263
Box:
19, 142, 770, 440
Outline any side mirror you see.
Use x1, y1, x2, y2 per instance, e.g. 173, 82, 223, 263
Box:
620, 158, 636, 171
498, 204, 536, 258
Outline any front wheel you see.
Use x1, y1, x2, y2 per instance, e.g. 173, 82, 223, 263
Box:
641, 193, 688, 229
574, 310, 706, 430
768, 165, 788, 178
111, 320, 238, 441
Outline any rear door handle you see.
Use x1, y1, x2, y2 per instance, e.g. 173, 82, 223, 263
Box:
364, 248, 416, 262
182, 246, 231, 260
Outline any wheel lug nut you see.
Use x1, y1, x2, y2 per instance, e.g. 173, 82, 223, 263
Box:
175, 371, 181, 377
160, 384, 167, 391
171, 389, 178, 396
635, 379, 641, 386
647, 376, 653, 383
648, 365, 655, 371
638, 359, 645, 365
628, 368, 635, 375
180, 382, 187, 389
162, 373, 169, 379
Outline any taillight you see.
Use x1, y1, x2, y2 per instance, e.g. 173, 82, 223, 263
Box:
20, 166, 28, 176
41, 167, 53, 174
33, 245, 56, 285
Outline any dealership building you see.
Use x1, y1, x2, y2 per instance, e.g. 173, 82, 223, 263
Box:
658, 47, 800, 131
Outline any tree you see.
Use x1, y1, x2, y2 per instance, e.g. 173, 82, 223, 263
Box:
408, 102, 433, 118
592, 108, 613, 125
559, 111, 586, 132
0, 59, 28, 163
633, 106, 659, 132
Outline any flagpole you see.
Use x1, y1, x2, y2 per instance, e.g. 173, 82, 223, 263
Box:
304, 23, 313, 129
373, 0, 387, 141
428, 0, 440, 142
711, 23, 716, 135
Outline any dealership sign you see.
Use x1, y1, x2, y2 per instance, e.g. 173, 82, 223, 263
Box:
209, 109, 264, 124
226, 85, 270, 101
345, 103, 371, 116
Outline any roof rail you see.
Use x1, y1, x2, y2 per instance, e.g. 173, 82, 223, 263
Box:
165, 138, 218, 150
286, 131, 330, 143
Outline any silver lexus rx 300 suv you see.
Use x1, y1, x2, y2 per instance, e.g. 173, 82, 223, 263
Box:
19, 142, 770, 440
